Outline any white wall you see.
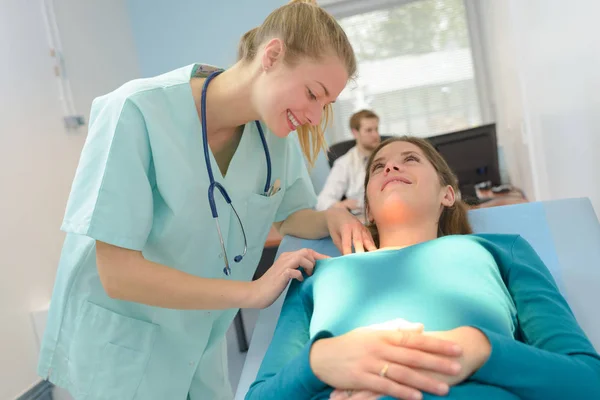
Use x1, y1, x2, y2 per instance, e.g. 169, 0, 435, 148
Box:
472, 0, 534, 197
0, 1, 140, 398
480, 0, 600, 214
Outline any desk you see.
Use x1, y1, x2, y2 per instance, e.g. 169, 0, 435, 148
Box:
469, 187, 528, 209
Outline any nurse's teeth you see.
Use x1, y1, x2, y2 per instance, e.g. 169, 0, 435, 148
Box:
287, 110, 299, 127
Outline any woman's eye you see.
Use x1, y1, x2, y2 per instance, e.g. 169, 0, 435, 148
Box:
307, 88, 317, 101
371, 163, 383, 172
405, 155, 420, 163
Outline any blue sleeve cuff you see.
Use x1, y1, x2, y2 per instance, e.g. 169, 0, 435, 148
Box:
469, 327, 600, 398
298, 330, 334, 393
470, 327, 510, 382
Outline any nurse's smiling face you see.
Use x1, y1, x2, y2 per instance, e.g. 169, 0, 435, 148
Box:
253, 38, 349, 138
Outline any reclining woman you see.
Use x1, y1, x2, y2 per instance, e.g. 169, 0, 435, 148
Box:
245, 137, 600, 400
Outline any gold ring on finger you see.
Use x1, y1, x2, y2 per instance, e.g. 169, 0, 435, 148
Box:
379, 362, 389, 378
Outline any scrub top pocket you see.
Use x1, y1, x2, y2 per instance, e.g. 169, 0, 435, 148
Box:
68, 301, 158, 400
244, 190, 284, 253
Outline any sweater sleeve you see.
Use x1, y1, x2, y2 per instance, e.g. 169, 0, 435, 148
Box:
471, 235, 600, 399
245, 278, 332, 399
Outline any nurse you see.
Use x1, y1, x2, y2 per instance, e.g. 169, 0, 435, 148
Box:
37, 1, 373, 399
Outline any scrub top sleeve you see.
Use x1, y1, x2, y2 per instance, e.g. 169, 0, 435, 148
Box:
274, 136, 317, 222
61, 97, 154, 251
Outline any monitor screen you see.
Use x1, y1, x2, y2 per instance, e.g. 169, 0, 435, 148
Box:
426, 124, 501, 200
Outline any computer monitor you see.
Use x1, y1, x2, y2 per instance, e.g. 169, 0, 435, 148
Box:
426, 123, 501, 202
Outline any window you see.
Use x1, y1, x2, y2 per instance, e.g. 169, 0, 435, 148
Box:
326, 0, 485, 142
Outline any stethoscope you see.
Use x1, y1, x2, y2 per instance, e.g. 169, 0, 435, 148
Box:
201, 70, 272, 276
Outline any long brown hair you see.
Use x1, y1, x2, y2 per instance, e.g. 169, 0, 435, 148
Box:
364, 136, 472, 246
237, 0, 357, 167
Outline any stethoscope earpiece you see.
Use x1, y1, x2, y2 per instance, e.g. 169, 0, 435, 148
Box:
234, 255, 243, 263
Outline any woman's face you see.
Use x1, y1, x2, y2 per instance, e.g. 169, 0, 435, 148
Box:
253, 39, 348, 137
366, 141, 455, 225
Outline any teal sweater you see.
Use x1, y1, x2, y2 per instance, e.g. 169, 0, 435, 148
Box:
245, 234, 600, 399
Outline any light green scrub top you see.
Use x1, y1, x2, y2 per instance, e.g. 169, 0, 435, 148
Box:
37, 64, 317, 400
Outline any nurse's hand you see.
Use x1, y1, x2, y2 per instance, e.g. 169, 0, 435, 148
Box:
309, 328, 463, 400
325, 208, 377, 255
248, 248, 329, 309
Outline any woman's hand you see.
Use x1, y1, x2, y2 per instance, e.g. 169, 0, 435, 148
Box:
328, 327, 492, 399
327, 319, 428, 400
420, 327, 491, 385
248, 249, 329, 309
325, 208, 376, 255
309, 328, 463, 400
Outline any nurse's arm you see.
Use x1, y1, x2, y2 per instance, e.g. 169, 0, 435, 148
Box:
276, 208, 376, 255
274, 209, 329, 239
96, 241, 254, 310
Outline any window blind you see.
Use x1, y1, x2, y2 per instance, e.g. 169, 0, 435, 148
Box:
327, 0, 482, 142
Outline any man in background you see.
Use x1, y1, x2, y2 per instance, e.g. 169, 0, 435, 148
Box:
316, 109, 381, 214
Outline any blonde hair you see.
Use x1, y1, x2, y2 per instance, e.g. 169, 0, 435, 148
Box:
364, 137, 473, 247
238, 0, 357, 167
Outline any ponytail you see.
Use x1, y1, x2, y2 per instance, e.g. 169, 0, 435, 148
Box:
237, 27, 259, 61
237, 0, 320, 63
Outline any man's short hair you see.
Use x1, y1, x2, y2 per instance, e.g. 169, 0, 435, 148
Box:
349, 109, 379, 131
